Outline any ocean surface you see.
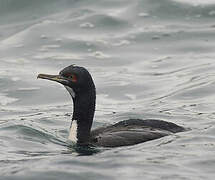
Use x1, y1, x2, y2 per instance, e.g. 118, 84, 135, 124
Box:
1, 0, 215, 179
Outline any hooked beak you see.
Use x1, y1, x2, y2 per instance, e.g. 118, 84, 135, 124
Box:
37, 74, 69, 86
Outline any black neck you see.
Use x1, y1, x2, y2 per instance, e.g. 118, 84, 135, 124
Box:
72, 87, 96, 145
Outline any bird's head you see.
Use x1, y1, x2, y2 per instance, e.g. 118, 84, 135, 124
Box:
37, 65, 95, 98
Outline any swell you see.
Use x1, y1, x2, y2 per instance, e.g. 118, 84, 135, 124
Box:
0, 123, 66, 146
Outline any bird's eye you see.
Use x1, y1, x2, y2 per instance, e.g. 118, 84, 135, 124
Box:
64, 73, 77, 82
68, 74, 73, 79
71, 74, 77, 82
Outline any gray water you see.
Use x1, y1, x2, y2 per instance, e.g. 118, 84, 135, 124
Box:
1, 0, 215, 179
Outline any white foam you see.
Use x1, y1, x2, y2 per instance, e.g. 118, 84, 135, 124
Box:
0, 93, 18, 106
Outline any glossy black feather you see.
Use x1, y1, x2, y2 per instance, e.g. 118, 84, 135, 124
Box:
90, 119, 185, 147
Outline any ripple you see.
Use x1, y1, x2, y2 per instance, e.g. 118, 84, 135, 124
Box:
88, 51, 111, 59
39, 44, 61, 52
173, 0, 215, 5
1, 124, 66, 146
112, 40, 130, 46
138, 12, 150, 17
0, 93, 18, 106
80, 22, 95, 28
33, 52, 83, 60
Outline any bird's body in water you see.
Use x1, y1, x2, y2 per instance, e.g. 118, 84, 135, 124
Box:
38, 65, 185, 147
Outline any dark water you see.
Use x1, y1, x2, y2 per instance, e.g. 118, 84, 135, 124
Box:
1, 0, 215, 179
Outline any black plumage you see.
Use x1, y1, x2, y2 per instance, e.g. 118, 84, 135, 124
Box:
38, 65, 185, 147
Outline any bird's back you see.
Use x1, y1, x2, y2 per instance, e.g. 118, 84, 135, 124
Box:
90, 119, 185, 147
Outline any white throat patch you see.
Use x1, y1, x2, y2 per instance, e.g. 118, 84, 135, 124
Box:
68, 120, 78, 143
64, 86, 76, 98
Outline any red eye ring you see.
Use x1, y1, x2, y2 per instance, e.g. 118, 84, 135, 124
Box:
64, 73, 77, 82
71, 75, 77, 82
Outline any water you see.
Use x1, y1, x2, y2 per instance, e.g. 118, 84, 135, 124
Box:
1, 0, 215, 179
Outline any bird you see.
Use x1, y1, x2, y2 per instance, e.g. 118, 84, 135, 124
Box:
37, 65, 185, 147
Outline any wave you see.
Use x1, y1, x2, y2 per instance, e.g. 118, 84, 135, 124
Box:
0, 124, 67, 146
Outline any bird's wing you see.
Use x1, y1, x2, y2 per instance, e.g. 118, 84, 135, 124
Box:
90, 128, 170, 147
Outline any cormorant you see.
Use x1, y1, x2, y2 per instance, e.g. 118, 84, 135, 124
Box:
37, 65, 185, 147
